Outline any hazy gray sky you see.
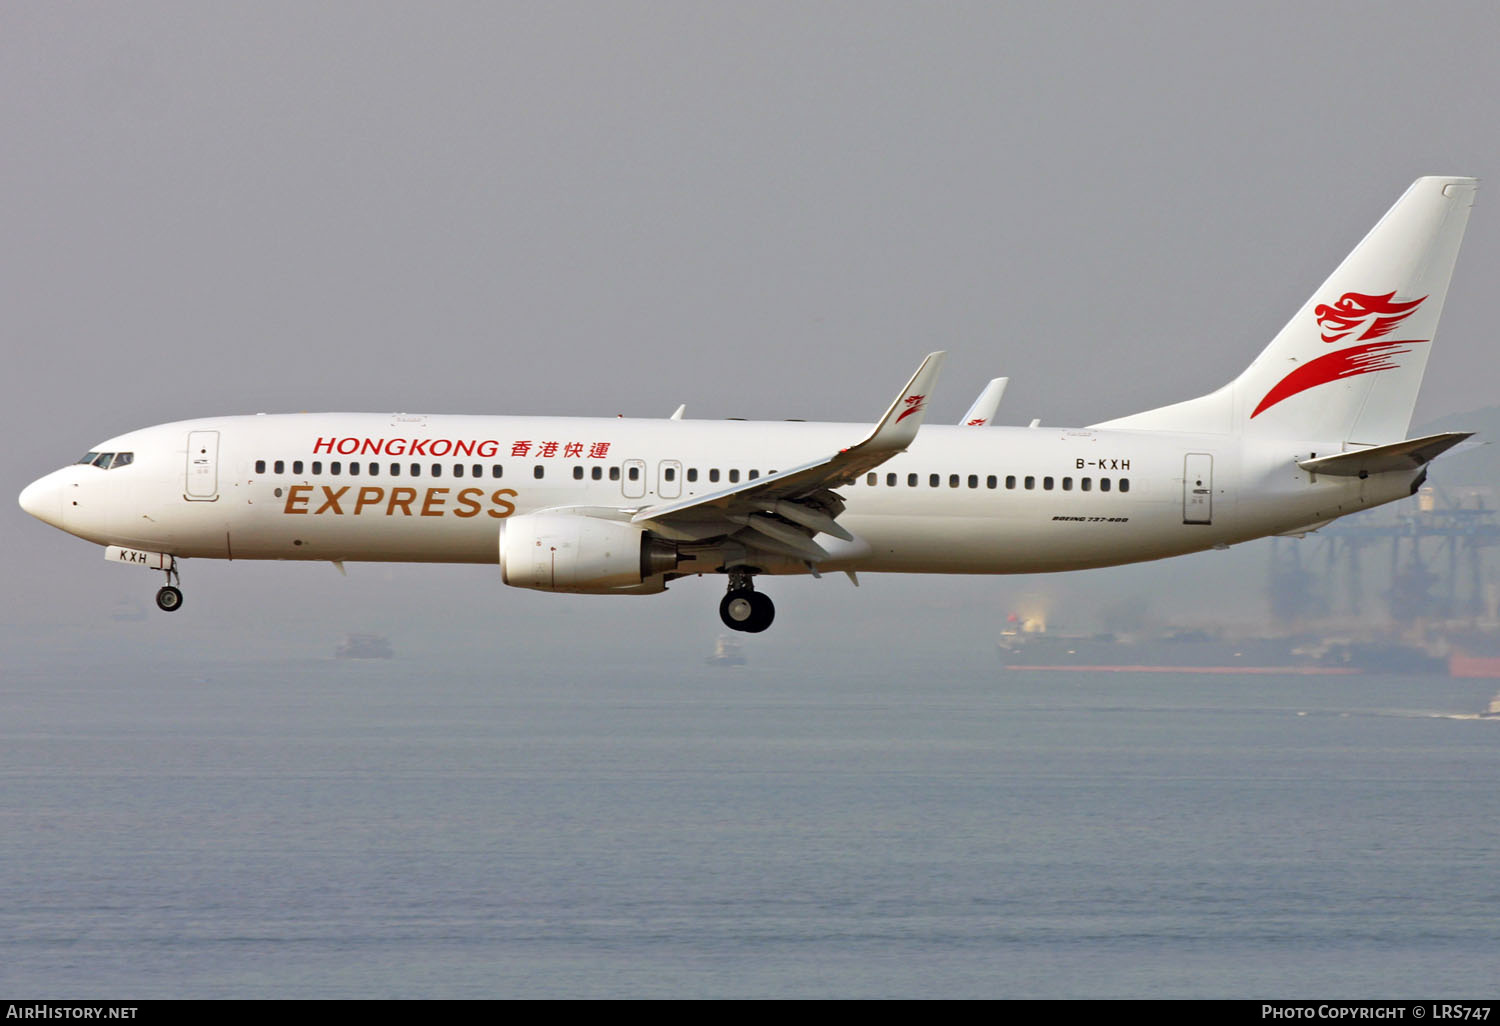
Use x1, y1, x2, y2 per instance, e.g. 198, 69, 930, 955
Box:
5, 2, 1498, 660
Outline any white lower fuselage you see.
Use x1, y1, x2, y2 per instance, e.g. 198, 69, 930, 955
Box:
26, 412, 1414, 578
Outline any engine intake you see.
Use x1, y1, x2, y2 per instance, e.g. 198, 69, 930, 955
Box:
500, 512, 680, 592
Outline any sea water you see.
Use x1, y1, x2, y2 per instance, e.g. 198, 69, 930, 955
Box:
2, 650, 1497, 998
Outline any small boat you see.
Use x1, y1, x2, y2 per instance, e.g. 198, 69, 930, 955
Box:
336, 633, 394, 659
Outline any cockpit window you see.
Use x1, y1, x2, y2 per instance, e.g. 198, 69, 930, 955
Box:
77, 451, 133, 469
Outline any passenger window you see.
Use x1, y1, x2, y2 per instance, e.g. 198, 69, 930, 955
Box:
929, 474, 940, 487
1081, 478, 1092, 491
949, 474, 959, 488
390, 463, 400, 476
987, 475, 997, 489
1062, 477, 1072, 491
454, 464, 465, 478
729, 469, 740, 483
573, 466, 584, 480
592, 467, 603, 480
1100, 478, 1111, 492
1024, 476, 1034, 490
311, 461, 323, 475
256, 460, 267, 474
749, 470, 759, 480
291, 461, 302, 474
350, 462, 360, 475
610, 467, 620, 481
1119, 479, 1130, 493
1006, 475, 1016, 489
431, 464, 441, 477
330, 461, 340, 475
968, 475, 978, 489
1043, 477, 1054, 490
410, 464, 420, 477
867, 473, 877, 486
369, 463, 379, 477
887, 473, 897, 486
535, 465, 546, 479
274, 460, 285, 474
473, 464, 482, 478
687, 468, 698, 482
908, 473, 918, 487
628, 466, 639, 481
709, 469, 720, 483
492, 465, 503, 478
665, 467, 676, 482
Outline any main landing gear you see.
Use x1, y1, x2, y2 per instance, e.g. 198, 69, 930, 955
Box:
155, 561, 184, 613
719, 569, 774, 633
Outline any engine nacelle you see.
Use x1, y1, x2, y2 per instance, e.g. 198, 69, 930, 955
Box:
499, 512, 680, 592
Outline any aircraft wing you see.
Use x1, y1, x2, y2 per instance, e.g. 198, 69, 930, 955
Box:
630, 352, 945, 558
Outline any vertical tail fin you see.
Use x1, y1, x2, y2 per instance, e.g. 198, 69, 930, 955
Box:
1093, 177, 1477, 443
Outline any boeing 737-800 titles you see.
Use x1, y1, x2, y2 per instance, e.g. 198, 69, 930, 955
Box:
18, 177, 1480, 633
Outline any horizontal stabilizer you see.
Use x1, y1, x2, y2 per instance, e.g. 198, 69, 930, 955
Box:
1295, 431, 1472, 477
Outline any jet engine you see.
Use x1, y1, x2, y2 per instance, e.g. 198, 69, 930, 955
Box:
499, 512, 681, 592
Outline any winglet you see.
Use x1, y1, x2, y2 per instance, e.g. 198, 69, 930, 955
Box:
959, 377, 1008, 426
855, 351, 945, 454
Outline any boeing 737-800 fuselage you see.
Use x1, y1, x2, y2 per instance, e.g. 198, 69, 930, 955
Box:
18, 178, 1481, 633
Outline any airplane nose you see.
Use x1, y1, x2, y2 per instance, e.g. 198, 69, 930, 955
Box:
19, 474, 63, 528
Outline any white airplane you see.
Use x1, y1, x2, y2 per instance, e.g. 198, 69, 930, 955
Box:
18, 177, 1480, 633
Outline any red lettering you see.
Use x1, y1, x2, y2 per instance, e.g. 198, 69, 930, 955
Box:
453, 487, 484, 518
454, 439, 475, 457
336, 438, 359, 455
488, 488, 518, 519
477, 440, 498, 458
313, 438, 335, 454
354, 487, 384, 514
386, 439, 407, 456
587, 442, 611, 459
538, 441, 560, 458
361, 438, 384, 455
563, 442, 584, 458
409, 439, 429, 457
430, 439, 453, 457
283, 484, 312, 514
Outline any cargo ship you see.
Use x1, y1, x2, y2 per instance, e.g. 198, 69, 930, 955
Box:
996, 627, 1467, 676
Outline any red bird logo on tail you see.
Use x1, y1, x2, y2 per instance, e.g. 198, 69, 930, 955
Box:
1314, 291, 1426, 343
1252, 291, 1429, 419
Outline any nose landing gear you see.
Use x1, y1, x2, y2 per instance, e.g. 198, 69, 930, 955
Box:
155, 561, 184, 613
719, 569, 774, 633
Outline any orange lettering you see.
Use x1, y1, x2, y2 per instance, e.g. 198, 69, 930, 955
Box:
453, 487, 484, 518
283, 484, 312, 514
354, 487, 384, 514
314, 486, 348, 515
421, 487, 449, 517
488, 488, 518, 518
387, 487, 417, 516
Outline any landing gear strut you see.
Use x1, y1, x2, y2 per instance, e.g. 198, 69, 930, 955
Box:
155, 560, 183, 613
719, 569, 774, 633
